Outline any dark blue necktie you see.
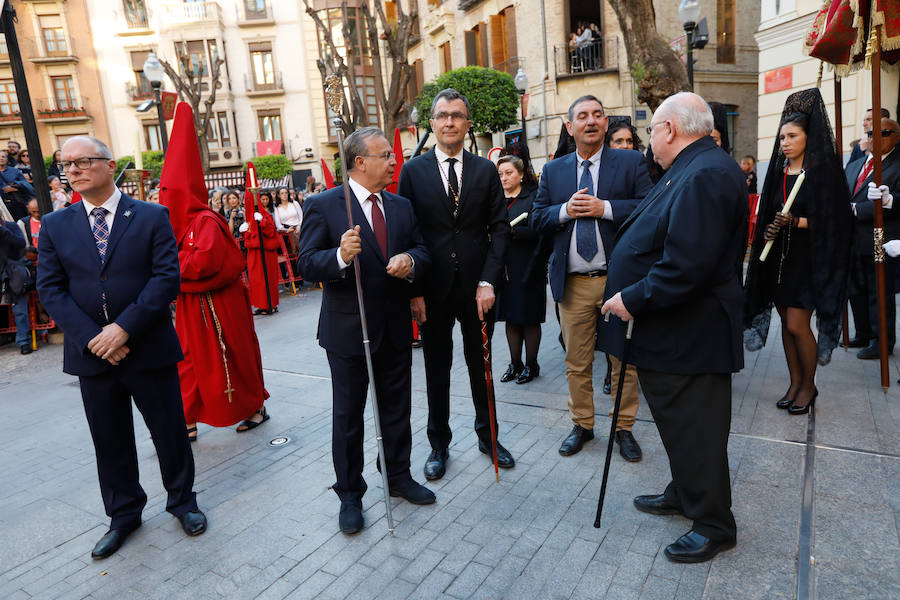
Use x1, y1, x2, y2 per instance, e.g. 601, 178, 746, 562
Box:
576, 159, 598, 261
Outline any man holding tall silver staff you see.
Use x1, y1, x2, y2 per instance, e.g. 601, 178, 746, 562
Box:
298, 125, 434, 535
601, 92, 746, 563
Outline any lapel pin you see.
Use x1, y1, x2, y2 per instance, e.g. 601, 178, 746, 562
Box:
124, 210, 133, 217
666, 180, 671, 186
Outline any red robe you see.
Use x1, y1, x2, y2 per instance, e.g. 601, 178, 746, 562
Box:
177, 212, 268, 426
243, 210, 280, 310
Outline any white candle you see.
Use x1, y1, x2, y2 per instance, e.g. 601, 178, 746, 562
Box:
248, 163, 258, 189
135, 131, 143, 171
510, 212, 528, 226
760, 170, 805, 262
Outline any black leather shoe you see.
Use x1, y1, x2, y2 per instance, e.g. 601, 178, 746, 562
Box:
423, 448, 448, 481
478, 439, 515, 468
788, 390, 817, 416
390, 481, 436, 505
633, 494, 683, 516
515, 363, 539, 384
19, 345, 32, 355
775, 391, 796, 409
178, 510, 207, 536
91, 523, 140, 559
615, 430, 642, 462
846, 336, 870, 348
559, 425, 594, 456
339, 500, 364, 534
603, 372, 611, 395
664, 530, 735, 563
857, 342, 893, 359
500, 362, 523, 383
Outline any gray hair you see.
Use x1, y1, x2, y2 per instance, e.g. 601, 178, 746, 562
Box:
430, 88, 471, 119
567, 95, 604, 121
655, 92, 713, 137
344, 126, 386, 171
62, 135, 113, 159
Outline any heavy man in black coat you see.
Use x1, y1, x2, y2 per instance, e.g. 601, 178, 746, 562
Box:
397, 89, 513, 480
844, 117, 900, 358
601, 93, 747, 564
298, 127, 434, 534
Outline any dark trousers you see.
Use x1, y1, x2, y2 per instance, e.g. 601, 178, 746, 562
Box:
421, 281, 497, 451
849, 253, 896, 348
326, 344, 413, 502
637, 369, 737, 542
79, 365, 198, 530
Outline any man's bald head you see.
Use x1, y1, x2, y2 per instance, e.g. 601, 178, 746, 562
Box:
879, 117, 900, 155
649, 92, 715, 170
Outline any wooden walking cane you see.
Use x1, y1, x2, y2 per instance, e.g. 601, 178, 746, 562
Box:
480, 321, 500, 482
325, 73, 395, 532
834, 76, 850, 349
594, 317, 634, 528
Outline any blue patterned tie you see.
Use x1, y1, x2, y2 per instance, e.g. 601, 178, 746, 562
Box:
576, 159, 598, 261
91, 207, 109, 262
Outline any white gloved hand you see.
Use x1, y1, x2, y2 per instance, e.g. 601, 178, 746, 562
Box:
884, 239, 900, 258
254, 211, 263, 222
867, 182, 894, 209
238, 222, 250, 233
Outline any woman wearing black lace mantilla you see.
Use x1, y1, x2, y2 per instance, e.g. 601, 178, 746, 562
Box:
744, 88, 852, 415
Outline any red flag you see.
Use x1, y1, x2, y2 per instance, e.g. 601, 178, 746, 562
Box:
320, 157, 335, 189
387, 128, 404, 193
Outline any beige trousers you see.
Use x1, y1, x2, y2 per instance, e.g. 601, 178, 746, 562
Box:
558, 274, 639, 431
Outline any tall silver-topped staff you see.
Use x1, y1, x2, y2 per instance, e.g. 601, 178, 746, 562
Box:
324, 73, 395, 534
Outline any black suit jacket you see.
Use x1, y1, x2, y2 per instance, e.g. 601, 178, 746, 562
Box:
845, 150, 900, 256
36, 194, 184, 376
599, 137, 747, 375
397, 148, 508, 301
297, 185, 430, 357
531, 148, 653, 302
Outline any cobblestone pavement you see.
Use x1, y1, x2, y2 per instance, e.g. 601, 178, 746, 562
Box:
0, 286, 898, 599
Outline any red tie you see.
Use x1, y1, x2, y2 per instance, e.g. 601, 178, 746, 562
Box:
854, 156, 874, 194
369, 194, 387, 259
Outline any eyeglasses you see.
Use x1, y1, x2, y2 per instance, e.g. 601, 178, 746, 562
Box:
362, 151, 395, 161
432, 111, 469, 122
646, 122, 668, 135
867, 129, 899, 138
61, 156, 109, 170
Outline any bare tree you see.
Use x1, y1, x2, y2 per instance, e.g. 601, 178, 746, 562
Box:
607, 0, 690, 111
159, 48, 225, 171
302, 0, 417, 135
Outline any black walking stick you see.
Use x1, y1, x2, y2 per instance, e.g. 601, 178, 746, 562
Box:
594, 317, 634, 528
324, 74, 395, 533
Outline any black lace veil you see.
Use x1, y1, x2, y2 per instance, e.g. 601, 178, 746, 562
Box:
743, 88, 853, 365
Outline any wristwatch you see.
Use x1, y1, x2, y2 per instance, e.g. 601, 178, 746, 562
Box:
477, 281, 493, 289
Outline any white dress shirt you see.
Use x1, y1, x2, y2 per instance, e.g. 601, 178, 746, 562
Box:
82, 187, 122, 234
558, 148, 614, 273
434, 146, 464, 196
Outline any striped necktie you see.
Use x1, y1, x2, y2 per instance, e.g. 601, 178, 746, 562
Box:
91, 207, 110, 262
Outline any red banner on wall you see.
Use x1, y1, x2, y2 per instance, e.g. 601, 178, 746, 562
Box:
255, 140, 283, 156
764, 66, 793, 94
160, 91, 178, 120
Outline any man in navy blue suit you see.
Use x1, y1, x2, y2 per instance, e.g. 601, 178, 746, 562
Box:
531, 95, 652, 461
298, 127, 434, 534
601, 93, 746, 563
37, 136, 206, 559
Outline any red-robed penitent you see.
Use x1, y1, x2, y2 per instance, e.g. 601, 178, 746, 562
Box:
161, 102, 268, 426
242, 186, 280, 311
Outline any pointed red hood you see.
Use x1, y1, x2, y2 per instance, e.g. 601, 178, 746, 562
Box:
160, 102, 210, 243
386, 127, 404, 193
320, 157, 335, 189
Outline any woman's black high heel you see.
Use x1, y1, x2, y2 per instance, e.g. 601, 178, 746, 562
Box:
775, 391, 796, 409
788, 390, 818, 415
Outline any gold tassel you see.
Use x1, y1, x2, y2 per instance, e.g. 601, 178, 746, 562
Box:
816, 61, 824, 88
865, 25, 879, 70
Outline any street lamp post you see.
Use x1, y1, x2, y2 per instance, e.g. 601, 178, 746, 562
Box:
514, 66, 529, 145
678, 0, 702, 91
142, 52, 169, 153
410, 106, 420, 141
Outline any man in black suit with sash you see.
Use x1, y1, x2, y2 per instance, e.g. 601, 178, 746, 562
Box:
298, 127, 434, 534
36, 136, 206, 559
397, 89, 512, 480
601, 93, 746, 563
844, 117, 900, 358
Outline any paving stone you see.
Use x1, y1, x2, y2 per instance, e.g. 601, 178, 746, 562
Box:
445, 561, 493, 598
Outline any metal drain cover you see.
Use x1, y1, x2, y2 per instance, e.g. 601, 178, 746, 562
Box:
268, 436, 290, 447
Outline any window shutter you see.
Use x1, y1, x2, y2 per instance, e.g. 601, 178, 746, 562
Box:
465, 30, 477, 66
490, 15, 505, 67
504, 7, 517, 69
